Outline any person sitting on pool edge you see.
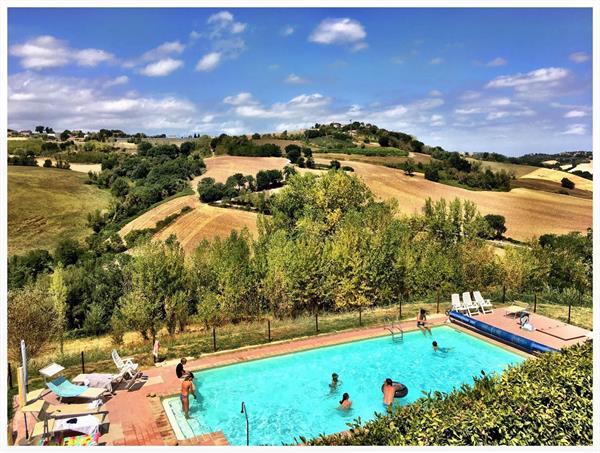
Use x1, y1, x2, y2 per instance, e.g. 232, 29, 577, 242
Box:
432, 341, 454, 353
329, 373, 340, 390
176, 358, 188, 379
339, 392, 352, 410
382, 378, 396, 406
417, 308, 432, 336
181, 372, 197, 419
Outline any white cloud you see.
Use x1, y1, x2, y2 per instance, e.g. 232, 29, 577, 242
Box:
123, 40, 185, 69
455, 107, 482, 115
569, 51, 590, 63
104, 75, 129, 87
490, 97, 511, 106
429, 90, 443, 97
459, 91, 481, 101
223, 92, 256, 105
486, 67, 569, 88
309, 18, 367, 50
564, 110, 586, 118
281, 25, 295, 36
139, 58, 183, 77
430, 114, 445, 126
486, 109, 535, 121
196, 52, 222, 71
485, 57, 507, 67
8, 71, 198, 132
429, 57, 444, 65
207, 10, 247, 38
390, 56, 404, 64
10, 35, 114, 70
351, 42, 369, 52
285, 73, 309, 84
560, 124, 586, 135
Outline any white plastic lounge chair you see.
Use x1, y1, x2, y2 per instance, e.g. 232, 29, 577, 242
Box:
22, 399, 105, 422
31, 413, 108, 440
73, 365, 139, 392
462, 292, 481, 316
46, 377, 107, 402
473, 291, 493, 314
451, 293, 469, 315
111, 349, 139, 379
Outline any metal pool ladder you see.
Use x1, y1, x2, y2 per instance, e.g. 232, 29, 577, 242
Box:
384, 319, 404, 342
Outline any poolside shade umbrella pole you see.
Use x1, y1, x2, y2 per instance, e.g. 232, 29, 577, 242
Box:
20, 340, 28, 393
240, 402, 249, 446
17, 366, 29, 439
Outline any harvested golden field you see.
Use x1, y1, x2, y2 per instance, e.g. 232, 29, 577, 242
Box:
316, 159, 592, 241
569, 161, 593, 174
35, 157, 101, 174
520, 167, 593, 191
119, 195, 198, 238
511, 178, 592, 199
199, 156, 292, 182
466, 158, 538, 177
314, 151, 433, 167
154, 203, 258, 254
8, 166, 111, 256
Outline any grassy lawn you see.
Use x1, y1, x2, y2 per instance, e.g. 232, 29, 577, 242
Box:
8, 166, 112, 256
7, 138, 43, 155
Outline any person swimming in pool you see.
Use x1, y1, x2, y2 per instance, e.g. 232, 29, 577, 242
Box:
329, 373, 340, 390
339, 392, 352, 410
382, 378, 396, 406
417, 308, 432, 336
432, 341, 454, 353
181, 372, 197, 419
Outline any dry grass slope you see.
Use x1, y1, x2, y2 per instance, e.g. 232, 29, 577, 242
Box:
520, 167, 593, 191
8, 166, 111, 256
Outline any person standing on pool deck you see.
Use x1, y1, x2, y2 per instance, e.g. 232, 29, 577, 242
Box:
181, 372, 197, 419
382, 378, 396, 406
417, 308, 432, 336
339, 392, 352, 410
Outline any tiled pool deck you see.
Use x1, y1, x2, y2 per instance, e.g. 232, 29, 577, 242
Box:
10, 309, 591, 446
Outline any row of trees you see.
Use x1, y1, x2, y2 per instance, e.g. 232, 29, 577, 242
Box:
7, 170, 592, 361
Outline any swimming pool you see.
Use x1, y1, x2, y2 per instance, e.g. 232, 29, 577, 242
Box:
163, 326, 525, 445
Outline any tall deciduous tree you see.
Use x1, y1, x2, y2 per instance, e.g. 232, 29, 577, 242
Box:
50, 265, 68, 354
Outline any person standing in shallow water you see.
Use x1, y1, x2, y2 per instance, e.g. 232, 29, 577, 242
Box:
181, 372, 197, 419
329, 373, 340, 390
338, 392, 352, 410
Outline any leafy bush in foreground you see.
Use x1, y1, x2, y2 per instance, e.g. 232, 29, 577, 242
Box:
305, 341, 592, 446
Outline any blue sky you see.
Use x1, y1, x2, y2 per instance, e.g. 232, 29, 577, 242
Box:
7, 7, 593, 155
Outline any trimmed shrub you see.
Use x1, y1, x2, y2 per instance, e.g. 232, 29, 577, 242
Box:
305, 341, 592, 446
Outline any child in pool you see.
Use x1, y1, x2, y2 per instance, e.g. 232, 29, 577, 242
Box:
339, 392, 352, 410
432, 341, 454, 353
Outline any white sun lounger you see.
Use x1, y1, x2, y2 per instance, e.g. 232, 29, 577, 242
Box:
451, 293, 469, 315
111, 350, 139, 380
462, 292, 481, 316
473, 291, 493, 314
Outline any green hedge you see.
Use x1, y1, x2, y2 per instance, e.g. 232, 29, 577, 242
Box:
304, 341, 592, 446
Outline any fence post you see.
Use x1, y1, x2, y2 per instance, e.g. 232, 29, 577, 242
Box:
8, 363, 13, 389
81, 351, 85, 374
267, 320, 271, 342
315, 311, 319, 333
502, 285, 506, 305
359, 307, 362, 327
436, 289, 440, 314
398, 297, 403, 319
533, 293, 537, 313
567, 300, 572, 324
212, 327, 217, 352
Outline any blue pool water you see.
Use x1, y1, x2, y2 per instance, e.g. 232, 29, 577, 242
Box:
164, 326, 524, 445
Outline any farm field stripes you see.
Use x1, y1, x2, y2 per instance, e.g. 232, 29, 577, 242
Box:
119, 195, 199, 238
153, 204, 258, 254
325, 159, 592, 241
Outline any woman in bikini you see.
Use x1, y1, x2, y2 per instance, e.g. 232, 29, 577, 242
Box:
417, 308, 432, 336
181, 372, 197, 419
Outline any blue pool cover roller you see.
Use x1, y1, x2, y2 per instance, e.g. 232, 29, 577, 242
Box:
448, 311, 557, 354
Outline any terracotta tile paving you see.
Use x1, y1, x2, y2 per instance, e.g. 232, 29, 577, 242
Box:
11, 308, 587, 446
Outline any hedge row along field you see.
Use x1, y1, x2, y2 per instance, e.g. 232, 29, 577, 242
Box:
305, 341, 592, 446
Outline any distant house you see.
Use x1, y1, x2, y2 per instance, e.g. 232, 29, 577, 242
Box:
19, 130, 32, 136
331, 122, 342, 128
46, 133, 57, 140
